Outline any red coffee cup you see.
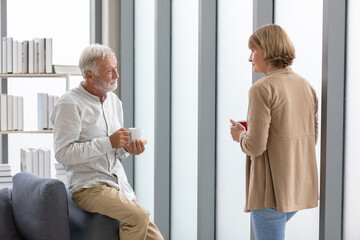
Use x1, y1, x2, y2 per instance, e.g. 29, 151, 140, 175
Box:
237, 121, 247, 131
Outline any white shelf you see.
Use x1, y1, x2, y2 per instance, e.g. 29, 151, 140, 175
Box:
0, 130, 53, 134
0, 73, 80, 78
0, 72, 81, 91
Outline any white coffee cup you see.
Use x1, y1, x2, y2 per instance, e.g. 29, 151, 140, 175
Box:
129, 128, 144, 141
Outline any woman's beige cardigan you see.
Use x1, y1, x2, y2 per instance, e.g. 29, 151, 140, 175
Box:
240, 67, 319, 213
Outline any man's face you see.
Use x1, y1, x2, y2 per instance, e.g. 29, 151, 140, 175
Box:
94, 56, 119, 93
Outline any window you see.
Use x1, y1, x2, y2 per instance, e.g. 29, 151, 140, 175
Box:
134, 0, 155, 219
216, 1, 253, 239
274, 0, 323, 239
343, 0, 360, 239
171, 0, 199, 238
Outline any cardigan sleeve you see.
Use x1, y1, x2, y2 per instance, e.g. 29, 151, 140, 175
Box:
240, 84, 271, 157
314, 89, 319, 144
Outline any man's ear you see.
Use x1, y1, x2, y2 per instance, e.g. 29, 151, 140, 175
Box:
85, 70, 94, 81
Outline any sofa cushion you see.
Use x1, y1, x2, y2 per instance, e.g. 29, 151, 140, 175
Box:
0, 188, 22, 240
66, 189, 120, 240
12, 172, 70, 240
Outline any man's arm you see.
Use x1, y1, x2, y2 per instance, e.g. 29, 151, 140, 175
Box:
51, 102, 114, 165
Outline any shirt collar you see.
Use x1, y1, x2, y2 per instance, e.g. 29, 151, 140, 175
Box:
78, 82, 107, 103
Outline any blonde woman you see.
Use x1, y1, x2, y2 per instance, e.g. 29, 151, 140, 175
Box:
230, 24, 319, 240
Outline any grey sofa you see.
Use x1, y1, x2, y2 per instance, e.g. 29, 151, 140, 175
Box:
0, 172, 120, 240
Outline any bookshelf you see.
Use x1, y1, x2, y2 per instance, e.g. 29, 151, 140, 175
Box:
0, 72, 81, 134
0, 130, 53, 134
0, 72, 81, 91
0, 73, 71, 78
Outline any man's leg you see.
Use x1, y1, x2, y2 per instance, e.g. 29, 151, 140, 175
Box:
146, 220, 164, 240
72, 184, 158, 240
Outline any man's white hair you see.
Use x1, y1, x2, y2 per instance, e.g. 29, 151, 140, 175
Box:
78, 44, 116, 78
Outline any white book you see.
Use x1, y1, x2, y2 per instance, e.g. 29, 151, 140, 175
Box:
33, 38, 39, 73
28, 40, 34, 74
37, 93, 48, 129
7, 95, 13, 131
17, 41, 22, 74
53, 65, 81, 75
12, 40, 18, 74
0, 38, 2, 73
0, 176, 12, 182
0, 164, 11, 171
30, 148, 39, 176
45, 38, 52, 73
0, 171, 11, 177
17, 96, 23, 130
38, 148, 45, 177
22, 41, 28, 73
6, 37, 13, 73
38, 38, 45, 73
2, 38, 7, 73
38, 148, 51, 178
20, 148, 32, 173
0, 94, 7, 131
12, 96, 18, 130
48, 95, 54, 129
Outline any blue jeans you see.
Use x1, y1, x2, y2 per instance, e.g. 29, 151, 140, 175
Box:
251, 208, 297, 240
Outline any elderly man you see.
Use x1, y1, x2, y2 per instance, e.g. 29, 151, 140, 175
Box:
51, 44, 163, 240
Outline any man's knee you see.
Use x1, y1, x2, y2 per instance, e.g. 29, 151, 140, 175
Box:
131, 207, 150, 227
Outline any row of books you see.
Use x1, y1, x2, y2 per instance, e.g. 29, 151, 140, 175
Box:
1, 37, 52, 74
0, 164, 12, 189
0, 94, 24, 131
20, 148, 51, 178
38, 93, 59, 130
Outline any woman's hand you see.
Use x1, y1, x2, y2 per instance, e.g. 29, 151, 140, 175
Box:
230, 119, 246, 142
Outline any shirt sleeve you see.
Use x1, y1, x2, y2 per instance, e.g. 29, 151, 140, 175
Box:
51, 101, 113, 165
116, 148, 130, 159
115, 99, 130, 159
240, 84, 271, 157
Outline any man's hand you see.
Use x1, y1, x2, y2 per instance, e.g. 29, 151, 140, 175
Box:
125, 140, 147, 155
109, 128, 130, 149
230, 119, 245, 142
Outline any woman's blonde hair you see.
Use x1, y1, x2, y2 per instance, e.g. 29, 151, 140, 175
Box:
248, 24, 295, 68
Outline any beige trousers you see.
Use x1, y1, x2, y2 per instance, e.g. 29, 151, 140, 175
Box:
72, 184, 164, 240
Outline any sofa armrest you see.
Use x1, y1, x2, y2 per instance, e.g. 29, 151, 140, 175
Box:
0, 188, 22, 240
12, 172, 70, 240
